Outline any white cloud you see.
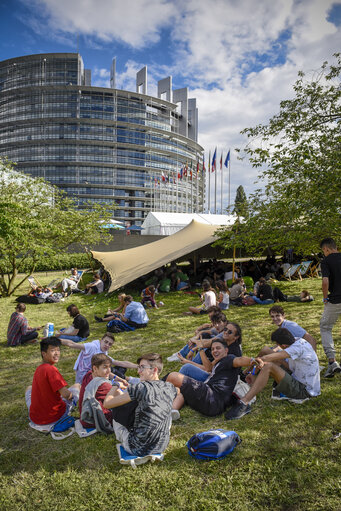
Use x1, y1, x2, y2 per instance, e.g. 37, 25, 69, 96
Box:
23, 0, 177, 48
20, 0, 341, 207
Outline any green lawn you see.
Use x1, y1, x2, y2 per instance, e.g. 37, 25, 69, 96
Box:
0, 274, 340, 511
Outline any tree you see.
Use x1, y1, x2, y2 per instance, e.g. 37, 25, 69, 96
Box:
233, 185, 249, 218
217, 54, 341, 255
0, 160, 114, 296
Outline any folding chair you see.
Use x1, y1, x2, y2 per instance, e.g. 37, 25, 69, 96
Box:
282, 263, 302, 281
307, 262, 321, 278
299, 261, 313, 278
28, 275, 42, 290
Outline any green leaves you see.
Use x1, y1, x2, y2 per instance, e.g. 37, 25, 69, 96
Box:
218, 54, 341, 255
0, 160, 114, 295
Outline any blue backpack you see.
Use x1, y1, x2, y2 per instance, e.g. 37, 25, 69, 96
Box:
187, 429, 241, 461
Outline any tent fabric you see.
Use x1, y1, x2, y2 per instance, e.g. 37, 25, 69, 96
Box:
141, 212, 235, 236
91, 220, 223, 292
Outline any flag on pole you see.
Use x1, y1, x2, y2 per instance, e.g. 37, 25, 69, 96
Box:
212, 148, 217, 172
220, 153, 223, 170
224, 150, 230, 167
208, 150, 211, 172
203, 154, 206, 172
197, 161, 200, 174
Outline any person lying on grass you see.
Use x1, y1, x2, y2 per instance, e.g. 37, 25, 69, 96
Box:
225, 327, 320, 421
25, 337, 80, 426
167, 339, 256, 419
103, 353, 178, 457
59, 332, 138, 384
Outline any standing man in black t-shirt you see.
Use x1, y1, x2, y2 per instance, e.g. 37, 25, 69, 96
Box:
320, 238, 341, 378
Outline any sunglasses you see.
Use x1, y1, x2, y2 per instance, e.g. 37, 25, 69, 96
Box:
224, 329, 234, 335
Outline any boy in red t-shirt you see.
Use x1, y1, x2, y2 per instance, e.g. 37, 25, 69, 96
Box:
25, 337, 81, 425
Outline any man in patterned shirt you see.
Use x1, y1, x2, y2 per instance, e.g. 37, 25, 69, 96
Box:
103, 353, 177, 456
7, 303, 42, 347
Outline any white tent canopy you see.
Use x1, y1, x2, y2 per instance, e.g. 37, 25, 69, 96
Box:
92, 219, 228, 292
141, 212, 235, 236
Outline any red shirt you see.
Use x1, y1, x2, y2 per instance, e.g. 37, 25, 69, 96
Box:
30, 363, 68, 424
79, 371, 113, 428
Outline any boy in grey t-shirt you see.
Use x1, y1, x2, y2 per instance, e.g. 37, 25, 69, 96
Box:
103, 353, 177, 456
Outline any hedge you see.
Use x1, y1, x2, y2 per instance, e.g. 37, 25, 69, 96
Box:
0, 253, 94, 274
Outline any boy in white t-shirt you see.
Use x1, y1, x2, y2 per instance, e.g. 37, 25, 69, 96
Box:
60, 333, 138, 383
225, 327, 320, 420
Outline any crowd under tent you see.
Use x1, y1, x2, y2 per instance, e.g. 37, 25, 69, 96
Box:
91, 219, 232, 292
141, 212, 235, 236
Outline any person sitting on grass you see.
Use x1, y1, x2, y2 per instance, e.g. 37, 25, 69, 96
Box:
267, 305, 317, 351
55, 304, 90, 343
216, 280, 230, 310
185, 281, 217, 315
192, 305, 222, 335
167, 339, 256, 418
25, 337, 81, 426
114, 295, 149, 329
177, 322, 243, 382
7, 303, 43, 347
103, 353, 178, 456
229, 278, 246, 306
167, 312, 228, 363
252, 277, 274, 305
95, 293, 127, 323
78, 353, 130, 432
85, 273, 104, 295
59, 332, 138, 384
225, 328, 320, 420
141, 285, 158, 308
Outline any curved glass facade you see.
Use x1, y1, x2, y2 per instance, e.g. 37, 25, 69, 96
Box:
0, 53, 204, 224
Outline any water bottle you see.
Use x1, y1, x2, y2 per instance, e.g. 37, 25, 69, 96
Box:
48, 323, 54, 337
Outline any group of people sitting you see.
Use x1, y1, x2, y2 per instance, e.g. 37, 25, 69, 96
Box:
185, 277, 315, 313
23, 300, 320, 457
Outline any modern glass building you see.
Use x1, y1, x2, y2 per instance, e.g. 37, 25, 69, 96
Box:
0, 53, 204, 225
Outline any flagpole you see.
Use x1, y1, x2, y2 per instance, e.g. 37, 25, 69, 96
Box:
214, 149, 217, 214
208, 150, 211, 213
221, 152, 224, 214
191, 164, 193, 213
228, 156, 231, 211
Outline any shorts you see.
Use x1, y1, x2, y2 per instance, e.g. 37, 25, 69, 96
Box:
180, 376, 225, 416
25, 387, 78, 425
275, 372, 311, 400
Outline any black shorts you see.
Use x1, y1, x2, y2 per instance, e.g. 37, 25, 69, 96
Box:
181, 376, 224, 416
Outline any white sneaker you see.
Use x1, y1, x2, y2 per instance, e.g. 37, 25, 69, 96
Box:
323, 361, 341, 378
167, 352, 180, 362
171, 409, 180, 421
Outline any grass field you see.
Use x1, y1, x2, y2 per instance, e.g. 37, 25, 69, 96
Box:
0, 274, 340, 511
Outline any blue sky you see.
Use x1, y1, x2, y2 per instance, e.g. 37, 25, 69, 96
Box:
0, 0, 340, 212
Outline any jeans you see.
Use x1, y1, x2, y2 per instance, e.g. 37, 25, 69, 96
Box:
320, 302, 341, 359
252, 297, 274, 305
58, 334, 87, 343
179, 345, 202, 364
179, 363, 209, 381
